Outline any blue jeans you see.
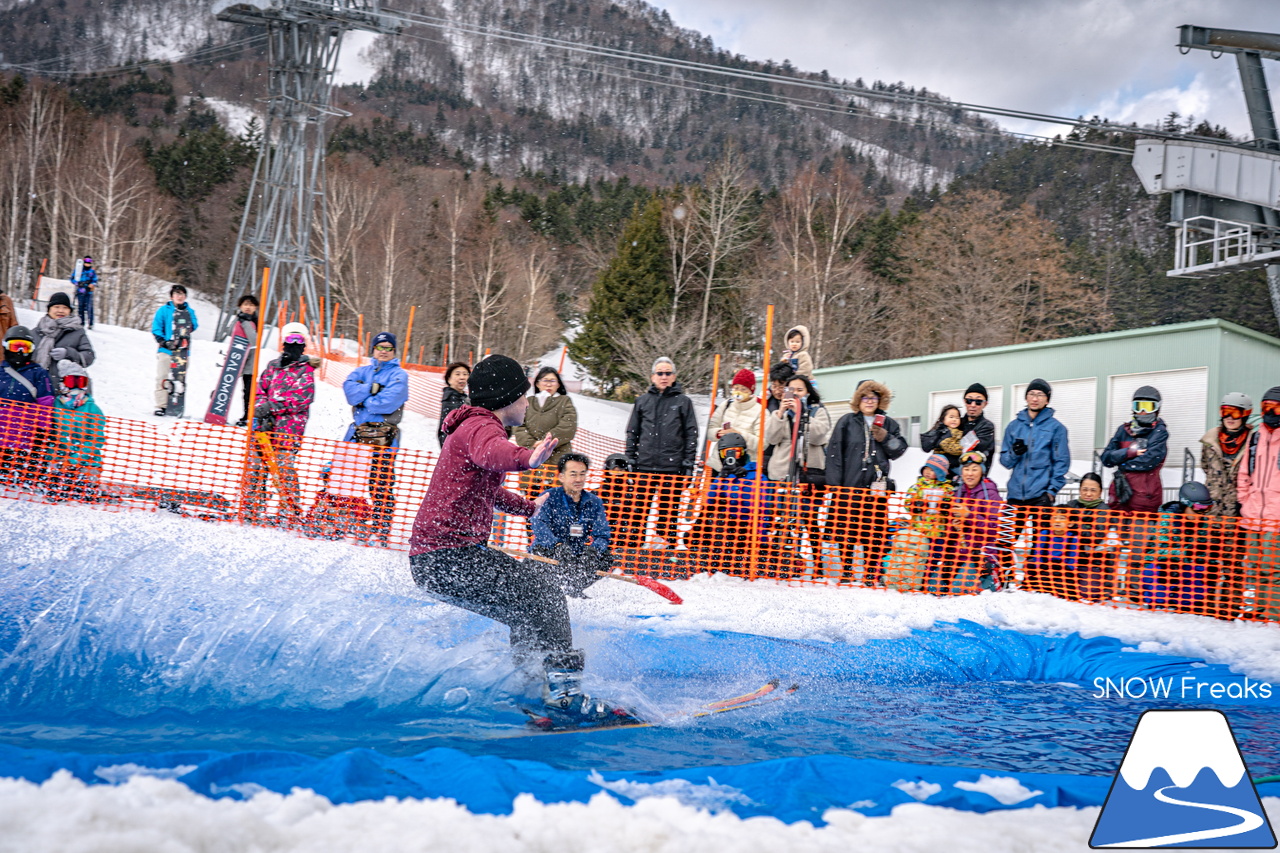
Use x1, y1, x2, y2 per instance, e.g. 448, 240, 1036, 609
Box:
76, 292, 94, 327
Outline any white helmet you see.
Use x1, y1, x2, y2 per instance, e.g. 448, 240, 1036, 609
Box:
1221, 391, 1252, 411
280, 322, 309, 346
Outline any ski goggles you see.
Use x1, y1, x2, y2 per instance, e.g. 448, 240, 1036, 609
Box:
1264, 400, 1280, 416
1184, 500, 1214, 513
373, 344, 395, 352
1221, 405, 1251, 420
3, 340, 33, 354
1132, 400, 1159, 414
62, 375, 88, 390
719, 447, 745, 464
283, 333, 306, 345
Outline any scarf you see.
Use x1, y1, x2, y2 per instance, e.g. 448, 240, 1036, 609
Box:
58, 388, 90, 409
1218, 423, 1250, 458
34, 314, 81, 369
1076, 497, 1104, 509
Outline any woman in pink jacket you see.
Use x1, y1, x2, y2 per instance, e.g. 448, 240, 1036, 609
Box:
1236, 385, 1280, 622
244, 323, 316, 527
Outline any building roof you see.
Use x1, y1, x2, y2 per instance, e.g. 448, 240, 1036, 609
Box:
812, 318, 1280, 375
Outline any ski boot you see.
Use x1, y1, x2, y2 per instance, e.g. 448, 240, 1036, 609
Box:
525, 650, 642, 730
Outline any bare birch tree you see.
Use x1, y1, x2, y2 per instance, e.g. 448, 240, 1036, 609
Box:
692, 151, 757, 347
468, 222, 508, 356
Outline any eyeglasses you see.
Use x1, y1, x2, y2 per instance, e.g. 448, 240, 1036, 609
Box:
4, 340, 33, 354
284, 334, 306, 345
963, 397, 985, 405
63, 375, 88, 389
1132, 400, 1159, 414
655, 371, 674, 377
1221, 405, 1251, 420
861, 395, 879, 402
373, 344, 395, 352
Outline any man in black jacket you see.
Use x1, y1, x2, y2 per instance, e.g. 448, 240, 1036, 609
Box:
826, 379, 908, 586
624, 356, 698, 549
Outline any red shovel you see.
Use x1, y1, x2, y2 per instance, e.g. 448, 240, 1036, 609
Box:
497, 547, 683, 605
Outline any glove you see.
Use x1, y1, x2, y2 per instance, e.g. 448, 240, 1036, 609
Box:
1012, 438, 1028, 456
625, 456, 638, 472
49, 347, 67, 361
871, 426, 888, 443
253, 401, 274, 419
371, 383, 383, 395
680, 464, 694, 477
163, 339, 178, 351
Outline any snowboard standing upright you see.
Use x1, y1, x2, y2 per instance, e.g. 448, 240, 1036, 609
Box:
163, 307, 195, 417
204, 317, 255, 425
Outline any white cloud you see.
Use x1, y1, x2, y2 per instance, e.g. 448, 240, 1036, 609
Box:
651, 0, 1278, 139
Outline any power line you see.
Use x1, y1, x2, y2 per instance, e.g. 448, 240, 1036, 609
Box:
0, 34, 269, 80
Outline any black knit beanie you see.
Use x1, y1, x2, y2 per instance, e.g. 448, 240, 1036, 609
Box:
468, 355, 529, 411
48, 292, 72, 310
964, 382, 988, 401
1026, 378, 1052, 401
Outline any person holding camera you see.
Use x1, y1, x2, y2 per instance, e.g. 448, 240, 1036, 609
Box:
826, 379, 907, 585
342, 331, 409, 545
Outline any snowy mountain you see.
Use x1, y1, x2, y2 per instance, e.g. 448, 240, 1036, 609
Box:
0, 0, 1004, 188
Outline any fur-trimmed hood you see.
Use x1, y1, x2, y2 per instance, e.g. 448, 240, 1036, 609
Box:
785, 325, 811, 351
851, 379, 892, 412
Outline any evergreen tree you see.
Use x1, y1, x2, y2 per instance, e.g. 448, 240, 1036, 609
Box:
570, 196, 673, 394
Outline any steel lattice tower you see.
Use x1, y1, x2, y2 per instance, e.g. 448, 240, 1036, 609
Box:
213, 0, 399, 334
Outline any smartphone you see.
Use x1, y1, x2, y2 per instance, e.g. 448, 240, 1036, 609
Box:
873, 413, 886, 428
722, 421, 731, 430
783, 388, 795, 400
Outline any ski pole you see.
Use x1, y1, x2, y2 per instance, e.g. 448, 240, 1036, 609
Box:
496, 547, 683, 604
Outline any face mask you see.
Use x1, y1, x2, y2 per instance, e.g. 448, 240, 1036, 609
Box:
731, 388, 752, 403
281, 342, 306, 365
1265, 412, 1280, 429
4, 349, 31, 367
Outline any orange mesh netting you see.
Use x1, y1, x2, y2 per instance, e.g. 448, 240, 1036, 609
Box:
1, 394, 1276, 625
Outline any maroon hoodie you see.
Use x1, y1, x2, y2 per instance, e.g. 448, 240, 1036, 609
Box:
410, 405, 537, 555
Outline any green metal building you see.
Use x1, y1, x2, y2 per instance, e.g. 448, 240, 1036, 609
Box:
812, 319, 1280, 468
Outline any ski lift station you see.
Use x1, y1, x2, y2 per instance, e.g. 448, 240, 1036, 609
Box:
813, 318, 1280, 469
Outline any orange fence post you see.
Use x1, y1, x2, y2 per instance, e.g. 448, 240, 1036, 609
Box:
417, 344, 424, 365
240, 267, 272, 525
403, 306, 416, 366
318, 297, 326, 350
329, 302, 340, 354
30, 257, 47, 302
747, 305, 774, 582
483, 348, 491, 358
442, 343, 449, 367
469, 350, 474, 365
357, 314, 364, 358
298, 296, 306, 330
275, 301, 286, 349
700, 353, 722, 471
557, 345, 567, 374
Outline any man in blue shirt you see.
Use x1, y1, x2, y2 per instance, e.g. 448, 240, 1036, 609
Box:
531, 452, 613, 597
343, 331, 409, 545
150, 285, 198, 416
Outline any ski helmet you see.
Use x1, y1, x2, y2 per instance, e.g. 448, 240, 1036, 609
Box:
1221, 391, 1253, 417
1179, 481, 1213, 512
603, 453, 631, 472
280, 322, 308, 346
1131, 385, 1161, 426
717, 431, 748, 475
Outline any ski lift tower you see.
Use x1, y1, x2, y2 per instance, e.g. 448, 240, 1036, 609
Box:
1131, 25, 1280, 324
213, 0, 399, 335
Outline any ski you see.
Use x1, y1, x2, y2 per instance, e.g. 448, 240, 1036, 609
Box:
518, 680, 800, 736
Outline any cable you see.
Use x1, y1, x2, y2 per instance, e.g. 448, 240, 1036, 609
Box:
0, 34, 269, 80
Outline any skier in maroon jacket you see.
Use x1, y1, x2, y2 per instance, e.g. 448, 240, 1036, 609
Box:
409, 354, 639, 727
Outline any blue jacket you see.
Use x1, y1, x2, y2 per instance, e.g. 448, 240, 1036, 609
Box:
1000, 406, 1071, 500
1101, 420, 1168, 472
342, 358, 409, 444
707, 461, 763, 525
72, 268, 98, 295
151, 302, 199, 354
531, 487, 610, 553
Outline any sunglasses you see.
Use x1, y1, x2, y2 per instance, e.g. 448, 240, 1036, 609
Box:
964, 397, 985, 405
284, 334, 306, 345
63, 375, 88, 390
4, 340, 33, 354
655, 371, 674, 377
1132, 400, 1159, 414
1221, 405, 1251, 420
373, 344, 395, 352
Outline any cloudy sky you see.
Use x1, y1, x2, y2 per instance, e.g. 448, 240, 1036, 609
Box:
649, 0, 1279, 139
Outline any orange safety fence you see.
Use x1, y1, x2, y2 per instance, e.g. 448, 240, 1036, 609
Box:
1, 395, 1277, 625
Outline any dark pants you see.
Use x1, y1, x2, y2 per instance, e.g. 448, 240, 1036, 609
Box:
239, 373, 253, 421
369, 447, 397, 543
410, 547, 573, 653
835, 489, 892, 585
626, 472, 687, 545
530, 544, 612, 597
997, 495, 1054, 580
76, 292, 93, 327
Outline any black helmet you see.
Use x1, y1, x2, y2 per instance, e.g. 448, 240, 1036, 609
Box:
603, 453, 631, 472
1179, 481, 1212, 510
1132, 385, 1162, 426
717, 431, 748, 475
